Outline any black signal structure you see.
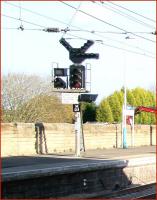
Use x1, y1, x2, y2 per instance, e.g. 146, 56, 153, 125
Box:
53, 68, 67, 89
60, 38, 99, 64
78, 94, 98, 103
54, 68, 67, 76
69, 65, 85, 89
54, 77, 66, 88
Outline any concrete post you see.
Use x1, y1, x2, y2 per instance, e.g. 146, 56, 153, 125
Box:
75, 112, 81, 157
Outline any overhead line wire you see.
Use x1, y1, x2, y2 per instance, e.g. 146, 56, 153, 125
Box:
2, 2, 155, 56
87, 31, 155, 55
2, 27, 44, 31
95, 1, 155, 29
4, 1, 155, 35
2, 14, 46, 28
61, 27, 155, 55
2, 13, 154, 56
108, 1, 156, 23
4, 2, 155, 46
67, 29, 156, 35
61, 1, 82, 38
2, 14, 155, 56
4, 1, 82, 30
60, 1, 155, 43
66, 33, 155, 59
67, 30, 155, 55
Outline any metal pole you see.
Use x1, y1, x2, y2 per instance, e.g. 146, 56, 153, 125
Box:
132, 115, 135, 147
122, 50, 127, 149
121, 105, 124, 147
123, 88, 127, 148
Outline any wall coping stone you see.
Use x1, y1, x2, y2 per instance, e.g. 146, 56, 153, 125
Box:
2, 155, 155, 182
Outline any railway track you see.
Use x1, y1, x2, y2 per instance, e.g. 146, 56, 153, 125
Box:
97, 183, 156, 198
133, 193, 156, 199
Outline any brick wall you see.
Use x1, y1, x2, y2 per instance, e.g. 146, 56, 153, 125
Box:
1, 123, 156, 157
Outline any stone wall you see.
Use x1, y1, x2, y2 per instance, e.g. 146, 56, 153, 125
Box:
1, 123, 156, 157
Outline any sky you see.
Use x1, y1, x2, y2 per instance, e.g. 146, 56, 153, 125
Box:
1, 1, 156, 103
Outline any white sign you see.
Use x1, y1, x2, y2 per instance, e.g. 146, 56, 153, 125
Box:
73, 104, 80, 112
61, 93, 79, 104
124, 109, 134, 116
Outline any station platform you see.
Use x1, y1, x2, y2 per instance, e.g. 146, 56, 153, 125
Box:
2, 146, 156, 180
2, 146, 156, 198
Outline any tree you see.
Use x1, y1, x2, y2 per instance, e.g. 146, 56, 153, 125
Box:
114, 90, 123, 107
97, 87, 156, 124
2, 73, 51, 110
132, 88, 156, 124
81, 102, 97, 123
2, 73, 74, 123
107, 93, 122, 122
96, 100, 113, 122
16, 95, 74, 123
127, 89, 136, 106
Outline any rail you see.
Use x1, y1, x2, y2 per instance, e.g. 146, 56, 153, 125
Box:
97, 183, 156, 198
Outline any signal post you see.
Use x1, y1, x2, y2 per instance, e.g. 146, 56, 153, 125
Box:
52, 38, 99, 157
73, 104, 81, 157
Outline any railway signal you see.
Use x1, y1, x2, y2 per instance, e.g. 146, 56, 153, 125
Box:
60, 38, 99, 64
53, 68, 67, 89
54, 77, 66, 88
70, 51, 99, 64
53, 38, 100, 157
69, 65, 85, 89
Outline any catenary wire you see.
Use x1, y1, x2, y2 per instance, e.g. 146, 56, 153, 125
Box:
2, 26, 155, 35
2, 14, 46, 28
65, 33, 155, 59
2, 19, 155, 56
62, 28, 156, 36
60, 1, 155, 43
4, 1, 155, 53
4, 1, 82, 30
94, 1, 155, 29
3, 1, 156, 35
61, 1, 82, 38
2, 14, 155, 56
2, 27, 44, 31
2, 3, 155, 56
108, 1, 156, 23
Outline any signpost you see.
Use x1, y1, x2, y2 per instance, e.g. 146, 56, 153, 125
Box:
122, 106, 135, 148
126, 107, 135, 147
74, 111, 81, 157
61, 93, 83, 157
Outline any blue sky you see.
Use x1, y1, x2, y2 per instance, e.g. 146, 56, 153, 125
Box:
2, 1, 156, 103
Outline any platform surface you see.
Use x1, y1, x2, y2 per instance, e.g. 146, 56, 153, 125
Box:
2, 146, 156, 181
